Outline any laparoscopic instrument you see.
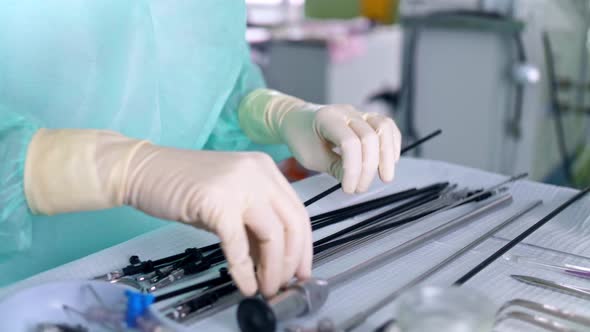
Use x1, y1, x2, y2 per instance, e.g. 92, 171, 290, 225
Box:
335, 200, 543, 332
159, 182, 459, 323
289, 185, 590, 332
453, 186, 590, 286
511, 275, 590, 300
289, 199, 542, 332
237, 185, 516, 332
96, 184, 440, 293
83, 130, 449, 324
95, 130, 444, 294
498, 299, 590, 328
496, 310, 580, 332
503, 254, 590, 280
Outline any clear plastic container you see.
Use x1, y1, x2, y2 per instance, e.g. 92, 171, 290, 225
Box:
395, 286, 496, 332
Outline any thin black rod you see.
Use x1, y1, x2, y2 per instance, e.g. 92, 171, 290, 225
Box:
311, 183, 449, 231
155, 271, 230, 302
318, 174, 527, 260
304, 185, 341, 207
311, 187, 418, 223
314, 206, 442, 254
314, 190, 444, 247
303, 129, 443, 207
454, 186, 590, 285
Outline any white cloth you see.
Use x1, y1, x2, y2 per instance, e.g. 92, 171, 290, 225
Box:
2, 158, 590, 332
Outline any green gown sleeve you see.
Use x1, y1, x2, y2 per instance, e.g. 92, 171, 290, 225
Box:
203, 45, 293, 163
0, 108, 39, 254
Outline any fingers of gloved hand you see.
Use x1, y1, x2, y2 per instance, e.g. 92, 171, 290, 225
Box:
315, 113, 362, 194
243, 205, 285, 298
258, 155, 311, 285
295, 215, 313, 280
215, 216, 258, 296
271, 199, 305, 286
348, 119, 380, 193
247, 152, 312, 286
365, 114, 402, 182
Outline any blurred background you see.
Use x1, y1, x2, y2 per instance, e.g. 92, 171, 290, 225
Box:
245, 0, 590, 189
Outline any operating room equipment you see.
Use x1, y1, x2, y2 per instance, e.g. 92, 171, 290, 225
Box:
327, 200, 543, 332
159, 183, 458, 323
160, 281, 239, 321
95, 247, 217, 282
0, 279, 178, 332
454, 186, 590, 285
495, 310, 580, 332
153, 183, 463, 323
311, 172, 524, 260
101, 183, 450, 295
90, 182, 450, 316
492, 236, 590, 263
95, 246, 224, 292
90, 174, 514, 323
313, 185, 461, 264
235, 174, 525, 331
312, 183, 455, 255
236, 192, 513, 332
304, 129, 442, 206
511, 275, 590, 300
313, 187, 489, 255
153, 182, 453, 321
153, 268, 231, 303
311, 182, 450, 230
498, 299, 590, 328
503, 254, 590, 280
92, 129, 442, 294
310, 182, 449, 229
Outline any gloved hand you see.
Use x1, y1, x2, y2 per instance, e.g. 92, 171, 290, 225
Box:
239, 89, 402, 193
25, 129, 312, 297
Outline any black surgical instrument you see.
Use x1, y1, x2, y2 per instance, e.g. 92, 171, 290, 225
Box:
303, 129, 443, 207
158, 183, 452, 321
237, 192, 513, 332
454, 186, 590, 285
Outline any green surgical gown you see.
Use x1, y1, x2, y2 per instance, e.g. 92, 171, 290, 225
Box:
0, 0, 290, 286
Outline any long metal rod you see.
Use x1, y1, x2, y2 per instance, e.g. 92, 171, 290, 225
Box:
237, 179, 524, 331
316, 185, 510, 260
328, 193, 513, 287
313, 190, 457, 265
340, 200, 541, 331
511, 275, 590, 299
504, 254, 590, 279
495, 311, 580, 332
316, 188, 459, 259
318, 173, 526, 254
498, 299, 590, 327
491, 235, 590, 262
455, 186, 590, 285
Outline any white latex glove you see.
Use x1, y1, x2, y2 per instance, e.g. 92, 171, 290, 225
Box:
25, 129, 312, 297
239, 89, 402, 193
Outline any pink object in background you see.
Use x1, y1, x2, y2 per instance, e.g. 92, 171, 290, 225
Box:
328, 35, 367, 63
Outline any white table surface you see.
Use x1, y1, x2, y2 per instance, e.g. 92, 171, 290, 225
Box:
2, 158, 590, 332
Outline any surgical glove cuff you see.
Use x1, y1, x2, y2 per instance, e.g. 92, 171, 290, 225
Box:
238, 89, 313, 144
24, 129, 148, 215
